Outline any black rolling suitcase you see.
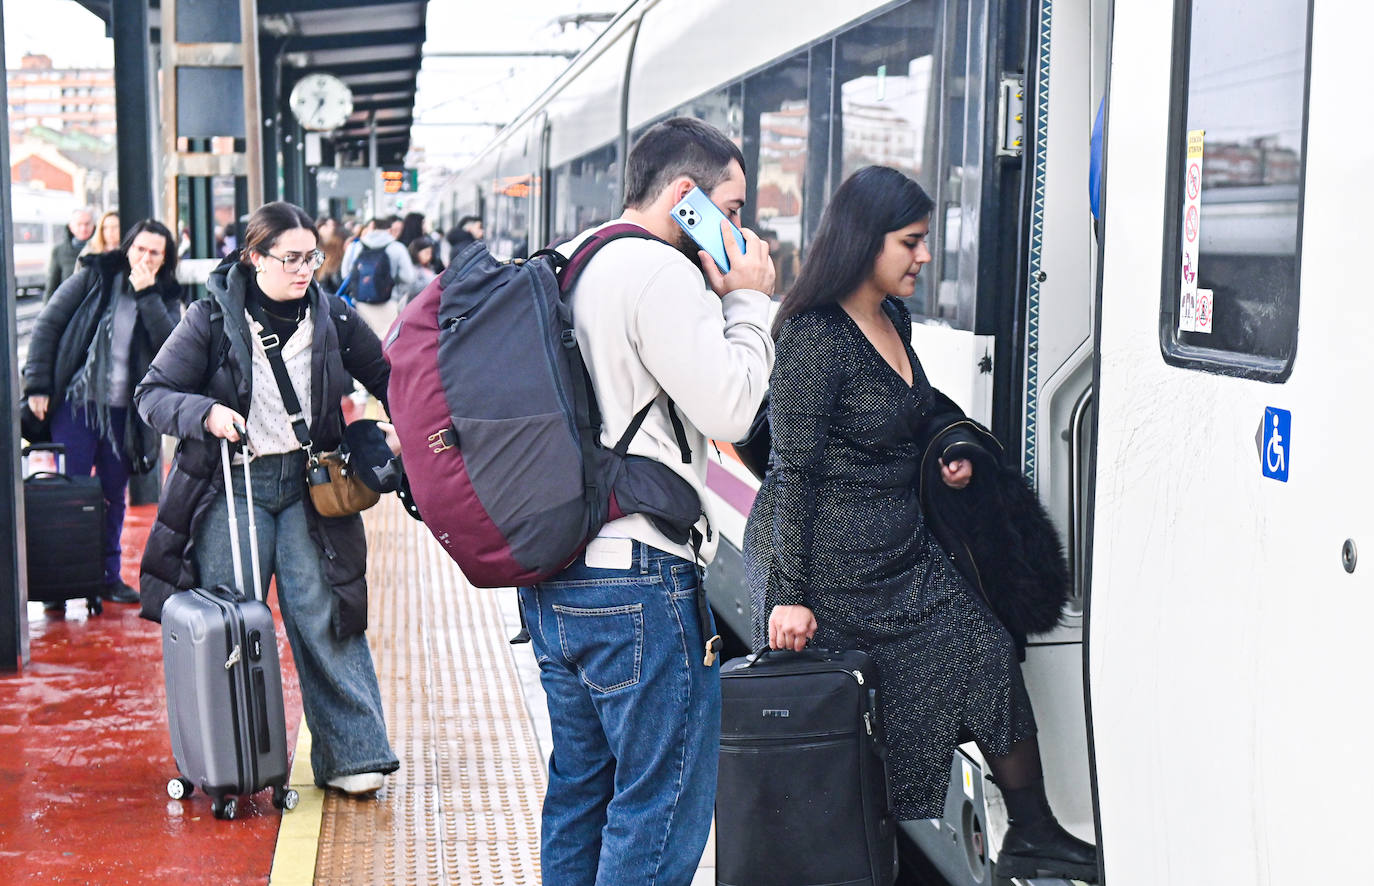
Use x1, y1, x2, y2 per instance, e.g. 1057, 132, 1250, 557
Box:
161, 437, 298, 820
717, 648, 897, 886
23, 443, 106, 614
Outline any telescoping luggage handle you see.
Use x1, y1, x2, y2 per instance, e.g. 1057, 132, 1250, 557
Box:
220, 429, 265, 604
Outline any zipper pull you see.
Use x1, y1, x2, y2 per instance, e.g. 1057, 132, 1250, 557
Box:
864, 711, 873, 736
224, 644, 242, 670
852, 669, 865, 685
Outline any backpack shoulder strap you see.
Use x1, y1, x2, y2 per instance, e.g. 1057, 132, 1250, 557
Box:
201, 300, 227, 395
556, 223, 662, 293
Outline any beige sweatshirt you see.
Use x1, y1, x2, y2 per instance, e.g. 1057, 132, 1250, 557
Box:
561, 221, 774, 564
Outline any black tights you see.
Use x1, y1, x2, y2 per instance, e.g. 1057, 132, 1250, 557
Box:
980, 734, 1055, 827
980, 733, 1043, 792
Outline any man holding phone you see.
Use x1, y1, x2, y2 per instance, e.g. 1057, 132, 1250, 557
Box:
517, 117, 774, 886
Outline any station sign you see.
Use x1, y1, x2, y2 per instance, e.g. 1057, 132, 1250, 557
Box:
382, 168, 418, 194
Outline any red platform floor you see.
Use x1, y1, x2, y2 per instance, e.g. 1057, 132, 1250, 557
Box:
0, 502, 303, 885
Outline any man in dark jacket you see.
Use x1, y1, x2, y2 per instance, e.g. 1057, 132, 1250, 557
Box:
45, 208, 95, 302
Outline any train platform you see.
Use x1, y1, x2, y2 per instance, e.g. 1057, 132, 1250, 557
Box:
0, 470, 718, 884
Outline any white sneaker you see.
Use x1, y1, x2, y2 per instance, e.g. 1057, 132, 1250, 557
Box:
325, 772, 384, 795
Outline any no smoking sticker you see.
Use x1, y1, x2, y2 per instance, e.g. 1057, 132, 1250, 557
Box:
1179, 129, 1210, 334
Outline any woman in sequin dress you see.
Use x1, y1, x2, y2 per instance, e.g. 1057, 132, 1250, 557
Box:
743, 166, 1097, 882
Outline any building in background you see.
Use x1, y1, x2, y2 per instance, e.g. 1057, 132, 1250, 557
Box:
7, 53, 116, 142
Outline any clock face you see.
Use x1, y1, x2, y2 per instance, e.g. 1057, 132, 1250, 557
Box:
289, 73, 354, 132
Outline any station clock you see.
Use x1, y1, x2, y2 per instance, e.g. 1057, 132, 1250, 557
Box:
288, 73, 354, 132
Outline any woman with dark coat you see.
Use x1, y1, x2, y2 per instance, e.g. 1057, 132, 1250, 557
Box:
743, 166, 1097, 882
134, 201, 400, 796
23, 219, 183, 607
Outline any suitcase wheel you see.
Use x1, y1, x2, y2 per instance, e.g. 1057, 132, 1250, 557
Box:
211, 795, 237, 820
272, 785, 300, 812
166, 777, 193, 800
87, 597, 103, 616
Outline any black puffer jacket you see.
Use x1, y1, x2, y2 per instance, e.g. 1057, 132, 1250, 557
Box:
24, 251, 182, 472
134, 258, 389, 635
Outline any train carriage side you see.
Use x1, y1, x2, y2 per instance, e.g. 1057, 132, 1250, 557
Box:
1087, 1, 1374, 883
439, 1, 1109, 883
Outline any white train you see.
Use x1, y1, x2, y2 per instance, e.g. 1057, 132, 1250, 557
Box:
438, 1, 1371, 883
10, 186, 79, 296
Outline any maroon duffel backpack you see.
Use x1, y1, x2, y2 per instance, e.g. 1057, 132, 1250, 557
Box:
384, 225, 701, 588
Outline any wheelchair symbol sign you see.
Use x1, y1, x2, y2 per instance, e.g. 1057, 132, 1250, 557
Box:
1262, 407, 1291, 482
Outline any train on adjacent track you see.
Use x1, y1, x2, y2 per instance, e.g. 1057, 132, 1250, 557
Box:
434, 1, 1371, 883
9, 185, 79, 297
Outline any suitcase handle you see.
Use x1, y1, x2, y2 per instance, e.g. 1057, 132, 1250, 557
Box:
22, 443, 66, 455
220, 430, 265, 603
745, 646, 847, 668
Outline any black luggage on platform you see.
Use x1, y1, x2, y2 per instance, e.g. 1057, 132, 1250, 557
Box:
161, 437, 298, 820
23, 443, 105, 614
717, 648, 897, 886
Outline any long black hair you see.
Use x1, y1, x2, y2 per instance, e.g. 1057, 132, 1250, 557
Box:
117, 219, 179, 290
772, 166, 934, 337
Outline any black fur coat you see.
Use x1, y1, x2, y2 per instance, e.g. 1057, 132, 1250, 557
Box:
914, 392, 1071, 651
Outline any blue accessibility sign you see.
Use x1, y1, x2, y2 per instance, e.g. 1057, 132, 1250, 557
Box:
1262, 407, 1291, 482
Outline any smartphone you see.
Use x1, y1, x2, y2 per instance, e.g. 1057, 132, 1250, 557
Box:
670, 186, 746, 274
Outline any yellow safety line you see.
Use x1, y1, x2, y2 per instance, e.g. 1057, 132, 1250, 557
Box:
269, 719, 324, 884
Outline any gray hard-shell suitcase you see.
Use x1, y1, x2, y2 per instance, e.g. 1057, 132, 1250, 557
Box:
161, 437, 299, 820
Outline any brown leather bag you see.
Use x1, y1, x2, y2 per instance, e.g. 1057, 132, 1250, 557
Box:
307, 451, 381, 517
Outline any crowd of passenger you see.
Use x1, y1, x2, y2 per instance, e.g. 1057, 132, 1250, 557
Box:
19, 115, 1098, 885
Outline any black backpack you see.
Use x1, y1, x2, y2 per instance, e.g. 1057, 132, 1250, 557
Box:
351, 244, 394, 304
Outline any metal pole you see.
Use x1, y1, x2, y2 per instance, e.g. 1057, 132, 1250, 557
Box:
0, 4, 30, 671
240, 0, 264, 211
113, 0, 161, 506
368, 116, 379, 219
112, 0, 156, 228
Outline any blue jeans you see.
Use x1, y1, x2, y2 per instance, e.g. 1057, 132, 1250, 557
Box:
194, 451, 399, 784
51, 402, 128, 584
519, 541, 721, 886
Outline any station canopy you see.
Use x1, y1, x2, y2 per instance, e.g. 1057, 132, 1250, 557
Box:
76, 0, 427, 166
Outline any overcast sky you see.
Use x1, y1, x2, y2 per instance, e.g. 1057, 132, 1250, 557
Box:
2, 0, 613, 168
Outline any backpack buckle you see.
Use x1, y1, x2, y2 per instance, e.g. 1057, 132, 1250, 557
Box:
428, 429, 456, 454
560, 329, 577, 349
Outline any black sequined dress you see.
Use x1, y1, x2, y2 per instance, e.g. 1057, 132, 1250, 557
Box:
743, 298, 1036, 820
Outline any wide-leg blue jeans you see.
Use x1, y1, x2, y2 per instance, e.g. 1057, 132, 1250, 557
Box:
519, 541, 721, 886
194, 450, 399, 784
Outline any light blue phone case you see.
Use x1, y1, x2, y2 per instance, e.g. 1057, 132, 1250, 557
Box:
670, 186, 746, 273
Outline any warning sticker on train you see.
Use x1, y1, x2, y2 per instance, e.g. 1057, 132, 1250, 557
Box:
1179, 129, 1210, 334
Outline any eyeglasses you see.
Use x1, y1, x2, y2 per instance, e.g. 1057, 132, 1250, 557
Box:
264, 250, 325, 273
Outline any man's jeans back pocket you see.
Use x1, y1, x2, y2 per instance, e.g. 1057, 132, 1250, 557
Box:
552, 603, 644, 693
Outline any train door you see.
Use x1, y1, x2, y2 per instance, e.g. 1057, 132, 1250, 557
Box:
1088, 1, 1373, 882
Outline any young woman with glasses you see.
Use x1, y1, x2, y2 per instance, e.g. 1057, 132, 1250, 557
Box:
135, 201, 401, 796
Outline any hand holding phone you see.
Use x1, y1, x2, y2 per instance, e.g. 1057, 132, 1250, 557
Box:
671, 186, 746, 274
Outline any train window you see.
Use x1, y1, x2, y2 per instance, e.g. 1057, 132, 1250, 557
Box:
834, 1, 941, 318
1160, 0, 1311, 381
14, 223, 44, 243
549, 142, 620, 248
674, 84, 743, 146
742, 51, 810, 297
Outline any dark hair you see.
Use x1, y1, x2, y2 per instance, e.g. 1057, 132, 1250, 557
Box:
398, 212, 425, 246
240, 201, 319, 266
407, 235, 435, 265
118, 219, 179, 288
458, 215, 482, 229
623, 117, 747, 209
772, 166, 934, 337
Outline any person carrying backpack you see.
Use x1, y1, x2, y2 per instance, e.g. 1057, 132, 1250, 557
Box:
519, 117, 774, 886
340, 215, 413, 337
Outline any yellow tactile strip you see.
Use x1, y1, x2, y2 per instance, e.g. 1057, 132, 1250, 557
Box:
311, 494, 546, 885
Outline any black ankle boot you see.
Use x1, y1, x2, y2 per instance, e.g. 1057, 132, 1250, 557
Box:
996, 780, 1099, 882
